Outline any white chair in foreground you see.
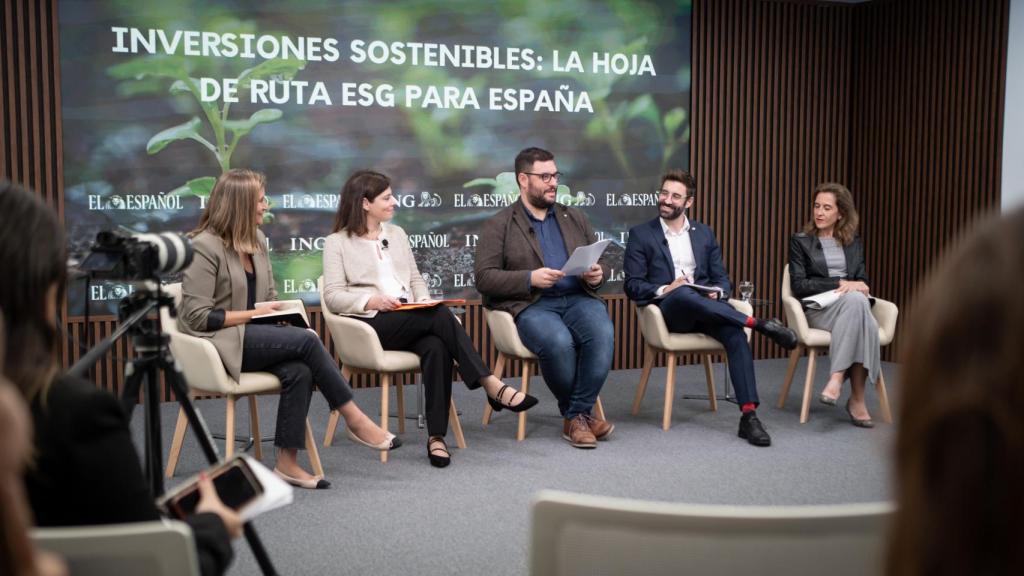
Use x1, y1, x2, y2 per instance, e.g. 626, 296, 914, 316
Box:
633, 299, 753, 430
318, 277, 465, 463
530, 490, 893, 576
162, 283, 323, 478
482, 309, 605, 441
33, 520, 199, 576
777, 265, 897, 423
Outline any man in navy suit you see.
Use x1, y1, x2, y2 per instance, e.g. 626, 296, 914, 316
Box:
623, 169, 797, 446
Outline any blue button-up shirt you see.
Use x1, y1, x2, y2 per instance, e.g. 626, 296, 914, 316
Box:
523, 204, 582, 296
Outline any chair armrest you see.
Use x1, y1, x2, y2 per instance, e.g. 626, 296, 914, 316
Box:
871, 297, 899, 346
166, 332, 238, 395
322, 312, 388, 370
726, 299, 754, 341
781, 293, 814, 342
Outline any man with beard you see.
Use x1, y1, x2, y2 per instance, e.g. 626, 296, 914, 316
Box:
475, 147, 615, 449
623, 169, 797, 447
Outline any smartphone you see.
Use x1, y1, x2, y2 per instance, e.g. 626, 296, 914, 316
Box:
162, 457, 263, 519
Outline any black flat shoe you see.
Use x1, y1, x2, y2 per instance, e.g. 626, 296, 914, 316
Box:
427, 436, 451, 468
738, 411, 772, 447
487, 384, 539, 414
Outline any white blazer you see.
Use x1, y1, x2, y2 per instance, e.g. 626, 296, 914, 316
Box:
322, 223, 429, 317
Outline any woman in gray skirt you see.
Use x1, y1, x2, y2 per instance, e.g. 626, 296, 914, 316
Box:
788, 182, 880, 427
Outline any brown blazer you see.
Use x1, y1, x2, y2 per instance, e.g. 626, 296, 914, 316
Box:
178, 230, 276, 382
321, 223, 429, 318
474, 200, 607, 317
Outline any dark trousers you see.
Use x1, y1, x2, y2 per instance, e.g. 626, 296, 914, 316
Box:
241, 324, 353, 449
358, 305, 489, 437
657, 287, 760, 407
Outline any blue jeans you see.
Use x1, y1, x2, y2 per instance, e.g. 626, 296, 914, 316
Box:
515, 294, 614, 419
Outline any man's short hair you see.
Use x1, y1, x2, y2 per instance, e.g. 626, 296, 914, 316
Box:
515, 147, 555, 176
661, 169, 696, 197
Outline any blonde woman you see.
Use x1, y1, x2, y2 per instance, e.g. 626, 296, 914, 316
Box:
179, 169, 400, 489
788, 182, 879, 427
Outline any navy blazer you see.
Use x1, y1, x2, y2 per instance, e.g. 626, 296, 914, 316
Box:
624, 217, 732, 306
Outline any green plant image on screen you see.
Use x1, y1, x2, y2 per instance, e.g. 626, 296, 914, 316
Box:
59, 0, 692, 315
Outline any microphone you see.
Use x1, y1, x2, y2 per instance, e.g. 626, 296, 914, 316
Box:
381, 239, 389, 250
662, 239, 668, 245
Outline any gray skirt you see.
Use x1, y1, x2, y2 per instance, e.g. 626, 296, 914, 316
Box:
805, 291, 881, 385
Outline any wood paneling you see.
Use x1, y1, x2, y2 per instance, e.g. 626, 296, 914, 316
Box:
2, 0, 1008, 392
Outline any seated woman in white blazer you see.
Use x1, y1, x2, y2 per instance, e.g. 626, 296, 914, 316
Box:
323, 170, 538, 468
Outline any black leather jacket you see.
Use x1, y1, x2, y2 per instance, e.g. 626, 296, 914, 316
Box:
788, 232, 868, 299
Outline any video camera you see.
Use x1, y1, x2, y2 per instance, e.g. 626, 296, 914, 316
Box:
80, 230, 193, 280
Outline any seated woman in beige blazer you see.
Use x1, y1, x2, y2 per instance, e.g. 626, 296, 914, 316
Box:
179, 169, 400, 489
323, 170, 538, 468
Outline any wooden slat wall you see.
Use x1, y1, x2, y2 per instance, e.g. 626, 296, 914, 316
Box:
849, 0, 1008, 357
2, 0, 1008, 392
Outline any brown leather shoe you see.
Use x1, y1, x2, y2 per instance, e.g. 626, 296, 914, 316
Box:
562, 414, 597, 449
585, 414, 615, 441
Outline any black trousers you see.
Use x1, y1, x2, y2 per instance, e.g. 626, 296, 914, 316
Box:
358, 305, 489, 437
240, 324, 353, 449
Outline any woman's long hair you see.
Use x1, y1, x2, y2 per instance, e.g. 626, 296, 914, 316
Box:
802, 182, 860, 246
332, 170, 391, 236
192, 169, 266, 254
888, 207, 1024, 575
0, 181, 65, 404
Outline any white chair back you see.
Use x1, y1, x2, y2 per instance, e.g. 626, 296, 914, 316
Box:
32, 520, 200, 576
160, 283, 238, 395
530, 490, 892, 576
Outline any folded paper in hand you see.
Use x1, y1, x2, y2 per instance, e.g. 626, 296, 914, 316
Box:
801, 290, 875, 310
561, 239, 611, 276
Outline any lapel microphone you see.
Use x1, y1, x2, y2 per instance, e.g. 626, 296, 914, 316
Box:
381, 239, 389, 250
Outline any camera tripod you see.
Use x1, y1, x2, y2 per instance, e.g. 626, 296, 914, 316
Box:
69, 285, 279, 576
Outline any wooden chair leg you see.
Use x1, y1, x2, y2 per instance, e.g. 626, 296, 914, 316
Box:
483, 353, 506, 425
778, 346, 804, 408
380, 374, 390, 463
165, 406, 189, 478
304, 419, 324, 477
799, 349, 818, 424
594, 396, 606, 421
663, 353, 677, 431
323, 410, 341, 447
224, 396, 236, 458
876, 370, 893, 423
449, 397, 467, 449
396, 374, 406, 435
248, 396, 262, 460
516, 362, 531, 441
632, 344, 655, 415
702, 354, 718, 412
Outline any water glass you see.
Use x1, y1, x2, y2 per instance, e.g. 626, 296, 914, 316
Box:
739, 280, 754, 302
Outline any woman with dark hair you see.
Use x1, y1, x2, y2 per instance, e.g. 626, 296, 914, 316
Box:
179, 169, 399, 489
888, 207, 1024, 575
0, 180, 237, 576
788, 182, 880, 427
323, 170, 538, 467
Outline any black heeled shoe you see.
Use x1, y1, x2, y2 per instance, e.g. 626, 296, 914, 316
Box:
427, 436, 451, 468
487, 384, 539, 414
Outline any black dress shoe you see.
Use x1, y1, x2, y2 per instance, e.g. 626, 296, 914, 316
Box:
756, 318, 798, 350
738, 411, 772, 447
487, 384, 539, 414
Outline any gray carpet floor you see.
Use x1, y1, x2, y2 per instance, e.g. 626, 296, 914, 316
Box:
132, 357, 900, 576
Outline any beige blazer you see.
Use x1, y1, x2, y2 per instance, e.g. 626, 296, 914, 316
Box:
322, 223, 428, 317
178, 230, 277, 382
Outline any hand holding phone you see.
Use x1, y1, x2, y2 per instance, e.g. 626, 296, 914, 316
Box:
161, 456, 263, 523
194, 472, 244, 538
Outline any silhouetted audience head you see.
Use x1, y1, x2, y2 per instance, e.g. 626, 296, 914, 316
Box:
889, 207, 1024, 575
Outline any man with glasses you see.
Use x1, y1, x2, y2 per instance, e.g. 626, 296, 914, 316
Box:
623, 169, 797, 447
475, 147, 615, 449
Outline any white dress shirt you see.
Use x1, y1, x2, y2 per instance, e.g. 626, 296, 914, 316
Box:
656, 217, 696, 297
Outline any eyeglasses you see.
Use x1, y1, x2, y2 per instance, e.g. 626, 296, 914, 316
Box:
523, 172, 563, 183
657, 189, 690, 201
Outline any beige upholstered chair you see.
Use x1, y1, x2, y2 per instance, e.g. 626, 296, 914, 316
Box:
530, 490, 893, 576
33, 520, 201, 576
481, 309, 606, 441
161, 283, 323, 478
317, 277, 465, 463
633, 299, 753, 430
777, 265, 897, 423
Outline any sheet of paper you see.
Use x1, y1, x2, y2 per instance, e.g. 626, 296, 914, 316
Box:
561, 239, 611, 276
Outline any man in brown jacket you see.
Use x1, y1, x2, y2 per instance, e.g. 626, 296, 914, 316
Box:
475, 147, 615, 449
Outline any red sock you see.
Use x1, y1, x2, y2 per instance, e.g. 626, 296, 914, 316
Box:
745, 316, 757, 328
741, 403, 756, 413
